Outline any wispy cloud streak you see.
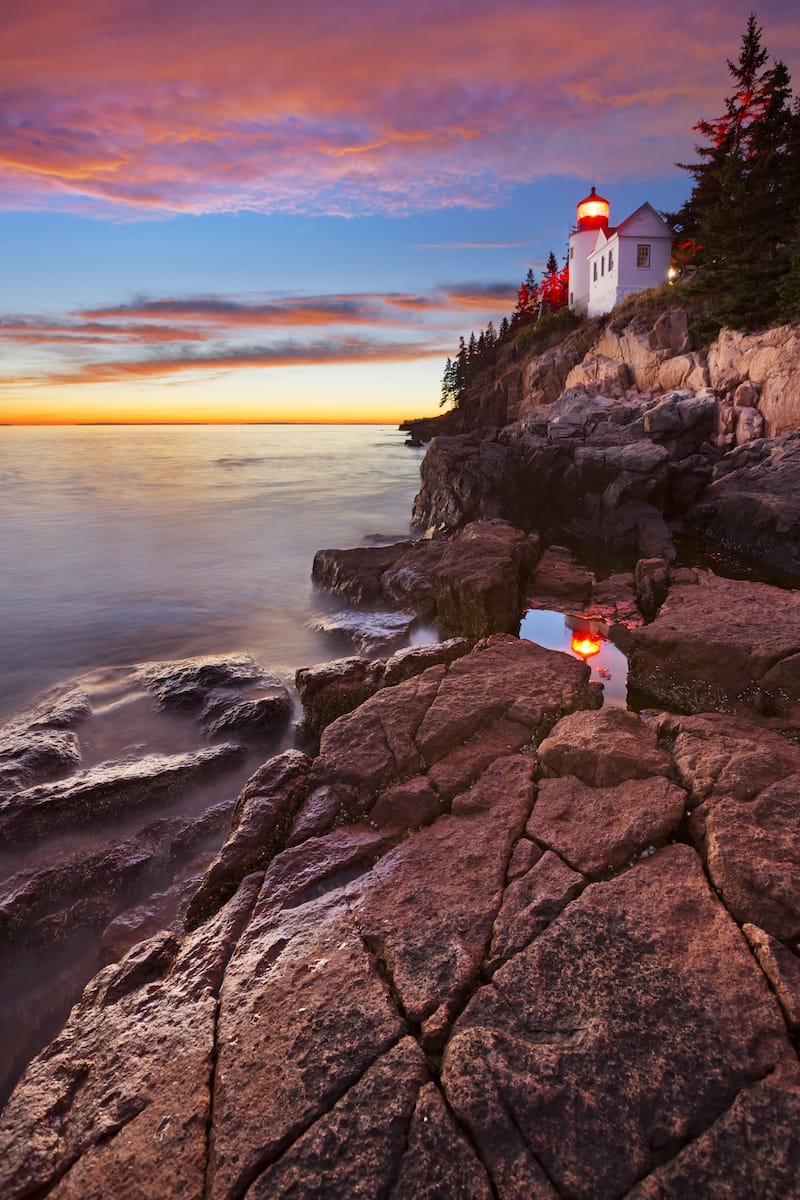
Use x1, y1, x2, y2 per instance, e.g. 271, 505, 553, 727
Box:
2, 0, 798, 216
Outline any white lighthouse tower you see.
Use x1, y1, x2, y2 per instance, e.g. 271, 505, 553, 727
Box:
568, 186, 610, 315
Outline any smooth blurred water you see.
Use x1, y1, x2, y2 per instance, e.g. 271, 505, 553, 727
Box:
0, 424, 426, 721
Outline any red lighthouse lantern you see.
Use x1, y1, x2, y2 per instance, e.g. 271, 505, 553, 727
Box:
576, 186, 610, 233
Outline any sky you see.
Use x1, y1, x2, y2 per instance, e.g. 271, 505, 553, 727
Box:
1, 0, 799, 424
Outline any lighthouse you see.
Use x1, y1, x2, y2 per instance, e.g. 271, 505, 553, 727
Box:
568, 187, 610, 315
568, 186, 673, 317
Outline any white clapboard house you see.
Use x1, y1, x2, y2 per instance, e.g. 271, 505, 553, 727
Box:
568, 187, 673, 317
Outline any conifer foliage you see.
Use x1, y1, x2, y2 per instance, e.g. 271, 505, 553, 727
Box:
672, 13, 800, 328
440, 252, 569, 407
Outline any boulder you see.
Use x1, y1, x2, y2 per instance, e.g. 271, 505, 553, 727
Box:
526, 545, 593, 609
0, 684, 91, 797
137, 653, 291, 737
313, 521, 538, 638
563, 354, 631, 397
411, 430, 517, 530
308, 610, 416, 655
538, 708, 673, 786
627, 569, 800, 716
296, 656, 383, 735
687, 432, 800, 583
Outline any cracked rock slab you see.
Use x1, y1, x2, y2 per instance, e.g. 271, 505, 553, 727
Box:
390, 1082, 494, 1200
244, 1037, 428, 1199
207, 873, 407, 1199
354, 756, 533, 1037
0, 875, 263, 1200
743, 924, 800, 1035
690, 775, 800, 939
295, 635, 598, 840
185, 749, 311, 930
490, 849, 585, 966
626, 1063, 800, 1199
442, 844, 791, 1200
648, 710, 800, 803
530, 774, 687, 878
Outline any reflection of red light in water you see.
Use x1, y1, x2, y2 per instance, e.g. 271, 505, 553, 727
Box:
571, 632, 602, 658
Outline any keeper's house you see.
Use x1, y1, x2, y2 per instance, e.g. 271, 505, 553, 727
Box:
568, 187, 673, 317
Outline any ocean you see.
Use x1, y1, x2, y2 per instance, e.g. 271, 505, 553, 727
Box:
0, 423, 427, 723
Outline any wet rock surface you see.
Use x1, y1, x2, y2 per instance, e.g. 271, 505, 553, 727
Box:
138, 652, 292, 736
0, 743, 244, 844
313, 520, 538, 637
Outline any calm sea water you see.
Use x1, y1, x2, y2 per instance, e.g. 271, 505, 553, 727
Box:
0, 424, 427, 722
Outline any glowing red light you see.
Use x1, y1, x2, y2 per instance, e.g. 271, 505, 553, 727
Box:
571, 632, 602, 658
577, 200, 609, 221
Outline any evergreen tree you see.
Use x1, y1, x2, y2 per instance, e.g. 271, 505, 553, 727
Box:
673, 14, 799, 326
454, 336, 469, 397
440, 357, 455, 408
498, 316, 510, 341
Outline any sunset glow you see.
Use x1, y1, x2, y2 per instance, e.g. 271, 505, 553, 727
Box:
2, 0, 799, 423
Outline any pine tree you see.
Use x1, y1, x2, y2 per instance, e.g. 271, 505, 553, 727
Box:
673, 14, 798, 326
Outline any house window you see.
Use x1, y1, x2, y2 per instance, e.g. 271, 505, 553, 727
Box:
608, 249, 614, 271
636, 244, 651, 268
569, 245, 574, 260
593, 262, 598, 282
601, 255, 605, 276
569, 291, 573, 305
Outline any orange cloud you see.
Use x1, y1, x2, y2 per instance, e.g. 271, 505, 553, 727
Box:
1, 337, 450, 389
2, 1, 797, 215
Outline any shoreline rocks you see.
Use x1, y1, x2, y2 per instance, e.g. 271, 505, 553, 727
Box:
3, 631, 800, 1196
2, 305, 800, 1194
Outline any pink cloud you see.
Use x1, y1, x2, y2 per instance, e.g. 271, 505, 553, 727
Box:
2, 1, 798, 215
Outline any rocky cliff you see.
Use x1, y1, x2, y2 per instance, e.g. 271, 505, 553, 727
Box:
409, 308, 800, 583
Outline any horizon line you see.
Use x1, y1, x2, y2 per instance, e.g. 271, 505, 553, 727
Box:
1, 417, 435, 427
